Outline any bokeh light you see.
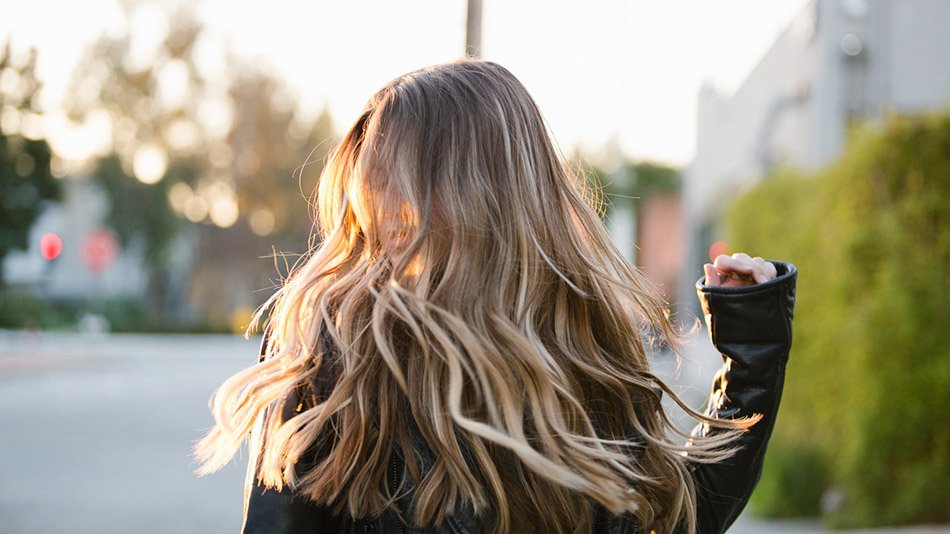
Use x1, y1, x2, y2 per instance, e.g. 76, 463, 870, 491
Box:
19, 111, 44, 140
184, 195, 208, 222
165, 118, 200, 152
0, 69, 21, 99
155, 59, 189, 110
196, 96, 234, 139
209, 193, 239, 228
132, 143, 168, 184
0, 104, 20, 134
167, 181, 193, 213
249, 208, 276, 236
208, 143, 233, 168
49, 156, 68, 178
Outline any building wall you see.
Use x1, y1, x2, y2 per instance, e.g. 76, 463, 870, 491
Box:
678, 0, 950, 315
636, 194, 682, 301
886, 0, 950, 111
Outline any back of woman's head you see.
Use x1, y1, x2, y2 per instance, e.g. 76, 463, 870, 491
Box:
322, 59, 605, 293
195, 59, 756, 534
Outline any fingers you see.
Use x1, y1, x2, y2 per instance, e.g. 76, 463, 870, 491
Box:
713, 254, 758, 285
714, 254, 754, 274
708, 253, 777, 287
703, 263, 721, 286
753, 256, 777, 280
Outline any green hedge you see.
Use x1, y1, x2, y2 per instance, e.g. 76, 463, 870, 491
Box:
0, 288, 231, 333
725, 112, 950, 527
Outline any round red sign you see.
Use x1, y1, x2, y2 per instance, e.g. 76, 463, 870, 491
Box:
82, 229, 119, 272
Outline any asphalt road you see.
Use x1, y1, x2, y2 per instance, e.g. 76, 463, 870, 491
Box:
0, 331, 250, 534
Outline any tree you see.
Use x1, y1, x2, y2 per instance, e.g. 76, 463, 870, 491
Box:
62, 6, 214, 321
0, 40, 61, 285
63, 3, 337, 328
185, 68, 336, 329
226, 70, 336, 247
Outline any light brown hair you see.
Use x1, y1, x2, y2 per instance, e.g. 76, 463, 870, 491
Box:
194, 59, 759, 533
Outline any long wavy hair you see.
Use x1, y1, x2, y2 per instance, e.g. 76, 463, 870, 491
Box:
194, 59, 760, 534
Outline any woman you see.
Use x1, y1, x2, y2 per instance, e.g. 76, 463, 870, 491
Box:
194, 59, 797, 534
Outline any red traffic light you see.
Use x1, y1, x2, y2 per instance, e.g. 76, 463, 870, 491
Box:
40, 232, 63, 260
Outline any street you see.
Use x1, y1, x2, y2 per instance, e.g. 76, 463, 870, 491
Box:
0, 331, 249, 533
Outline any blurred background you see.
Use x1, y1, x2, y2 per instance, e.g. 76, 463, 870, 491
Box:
0, 0, 947, 532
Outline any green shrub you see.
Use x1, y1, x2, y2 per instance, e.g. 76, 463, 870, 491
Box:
726, 111, 950, 527
0, 289, 230, 333
749, 441, 829, 517
0, 289, 76, 329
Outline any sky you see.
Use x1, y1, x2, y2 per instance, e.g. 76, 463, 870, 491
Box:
0, 0, 810, 168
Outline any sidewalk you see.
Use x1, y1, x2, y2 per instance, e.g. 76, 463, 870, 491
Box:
730, 510, 948, 533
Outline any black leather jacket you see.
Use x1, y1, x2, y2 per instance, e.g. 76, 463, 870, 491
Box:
241, 261, 797, 534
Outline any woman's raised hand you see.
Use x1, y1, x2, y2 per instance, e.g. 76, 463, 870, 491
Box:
703, 252, 778, 288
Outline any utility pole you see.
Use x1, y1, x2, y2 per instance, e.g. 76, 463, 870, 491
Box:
466, 0, 483, 57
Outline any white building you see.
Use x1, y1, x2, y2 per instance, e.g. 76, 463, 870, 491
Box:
3, 177, 151, 300
678, 0, 950, 312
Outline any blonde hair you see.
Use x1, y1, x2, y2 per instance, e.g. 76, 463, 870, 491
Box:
194, 59, 759, 533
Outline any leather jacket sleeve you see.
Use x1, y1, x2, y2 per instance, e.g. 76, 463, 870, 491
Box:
686, 260, 797, 534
